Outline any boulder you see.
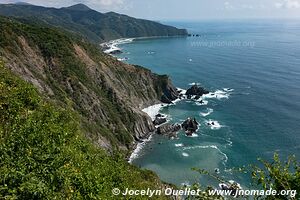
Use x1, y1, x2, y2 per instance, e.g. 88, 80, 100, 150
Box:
156, 114, 163, 118
185, 85, 209, 97
153, 115, 167, 126
110, 49, 123, 54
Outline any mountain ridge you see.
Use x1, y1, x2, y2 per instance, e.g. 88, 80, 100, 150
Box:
0, 3, 188, 43
65, 3, 92, 11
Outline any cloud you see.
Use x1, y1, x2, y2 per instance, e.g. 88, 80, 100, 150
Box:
275, 0, 300, 9
224, 1, 234, 10
241, 4, 254, 9
91, 0, 124, 7
83, 0, 125, 10
223, 2, 255, 10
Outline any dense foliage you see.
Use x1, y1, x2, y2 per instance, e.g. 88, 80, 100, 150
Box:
0, 61, 169, 199
251, 154, 300, 199
190, 154, 300, 199
0, 3, 187, 43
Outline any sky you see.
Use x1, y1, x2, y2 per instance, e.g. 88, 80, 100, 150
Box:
1, 0, 300, 20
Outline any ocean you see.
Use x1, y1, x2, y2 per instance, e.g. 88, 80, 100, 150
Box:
115, 19, 300, 188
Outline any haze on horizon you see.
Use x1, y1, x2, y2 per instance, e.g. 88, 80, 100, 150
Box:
1, 0, 300, 20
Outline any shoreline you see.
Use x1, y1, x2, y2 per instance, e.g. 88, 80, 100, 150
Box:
100, 35, 187, 55
128, 87, 233, 163
128, 103, 167, 163
128, 89, 186, 163
113, 37, 234, 165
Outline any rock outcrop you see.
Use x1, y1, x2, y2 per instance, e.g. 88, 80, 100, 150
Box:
182, 118, 199, 135
109, 49, 122, 54
159, 75, 179, 104
185, 85, 209, 98
156, 124, 181, 138
153, 114, 167, 126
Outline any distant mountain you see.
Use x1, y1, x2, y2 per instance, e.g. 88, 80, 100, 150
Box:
65, 3, 92, 11
14, 2, 32, 5
0, 3, 188, 43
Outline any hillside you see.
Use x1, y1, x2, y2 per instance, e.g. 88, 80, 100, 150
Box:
0, 3, 188, 43
0, 16, 179, 152
0, 60, 171, 199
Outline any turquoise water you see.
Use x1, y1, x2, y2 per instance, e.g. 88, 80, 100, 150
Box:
118, 20, 300, 188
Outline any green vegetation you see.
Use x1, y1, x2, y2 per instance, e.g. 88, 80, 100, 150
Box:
0, 10, 298, 200
190, 154, 299, 199
251, 154, 300, 199
0, 15, 161, 151
0, 3, 187, 43
0, 61, 169, 199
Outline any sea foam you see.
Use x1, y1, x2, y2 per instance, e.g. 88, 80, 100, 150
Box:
129, 103, 167, 163
200, 108, 214, 117
188, 82, 201, 86
205, 119, 223, 130
185, 133, 199, 138
128, 135, 153, 163
142, 104, 167, 120
103, 38, 134, 54
183, 145, 228, 163
182, 152, 189, 157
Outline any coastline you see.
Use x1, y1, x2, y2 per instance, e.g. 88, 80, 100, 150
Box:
127, 86, 234, 163
128, 103, 166, 163
108, 36, 234, 165
128, 89, 186, 163
100, 35, 188, 55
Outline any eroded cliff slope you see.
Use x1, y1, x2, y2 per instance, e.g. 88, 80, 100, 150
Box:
0, 16, 178, 152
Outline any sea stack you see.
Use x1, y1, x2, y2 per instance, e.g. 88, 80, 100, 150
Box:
181, 118, 199, 136
156, 124, 181, 138
185, 84, 209, 99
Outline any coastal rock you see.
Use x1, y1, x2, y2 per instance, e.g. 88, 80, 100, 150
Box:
194, 95, 201, 100
159, 76, 179, 104
153, 114, 167, 126
219, 181, 242, 197
156, 113, 163, 117
161, 94, 173, 104
185, 85, 209, 97
181, 118, 199, 135
157, 124, 181, 136
109, 49, 122, 54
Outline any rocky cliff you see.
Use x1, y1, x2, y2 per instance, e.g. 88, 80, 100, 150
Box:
0, 16, 179, 152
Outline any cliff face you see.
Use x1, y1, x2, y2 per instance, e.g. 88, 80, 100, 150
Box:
0, 17, 179, 151
0, 60, 172, 199
0, 4, 188, 43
